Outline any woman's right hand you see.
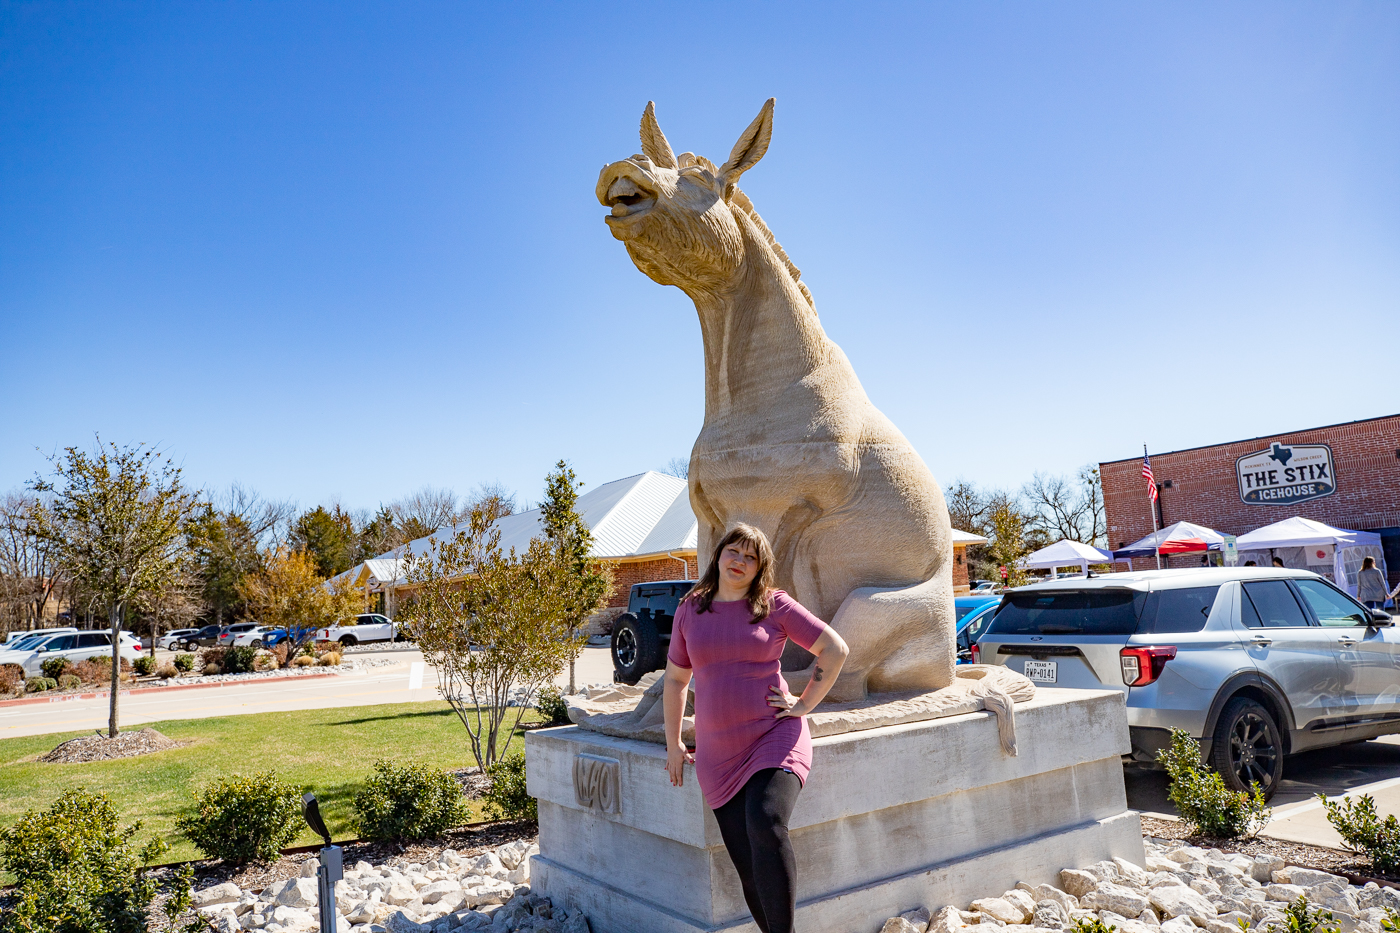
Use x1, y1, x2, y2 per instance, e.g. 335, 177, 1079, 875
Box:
665, 743, 694, 787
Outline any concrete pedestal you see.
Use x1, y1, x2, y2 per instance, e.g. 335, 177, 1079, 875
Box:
525, 688, 1143, 933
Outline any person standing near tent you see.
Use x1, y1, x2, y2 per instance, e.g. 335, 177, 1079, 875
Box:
1357, 556, 1388, 610
1272, 556, 1286, 568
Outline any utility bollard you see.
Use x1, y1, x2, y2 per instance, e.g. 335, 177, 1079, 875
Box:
301, 793, 343, 933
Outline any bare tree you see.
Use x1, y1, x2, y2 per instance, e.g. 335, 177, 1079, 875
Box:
465, 481, 517, 525
944, 479, 992, 537
210, 482, 297, 550
661, 457, 690, 479
0, 491, 65, 635
137, 566, 206, 656
390, 487, 470, 543
1021, 466, 1106, 546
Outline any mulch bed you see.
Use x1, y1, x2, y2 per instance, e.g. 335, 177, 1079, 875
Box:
40, 728, 184, 763
1140, 815, 1398, 885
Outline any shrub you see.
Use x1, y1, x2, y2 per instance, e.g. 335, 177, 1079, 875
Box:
41, 656, 70, 679
0, 787, 167, 933
1159, 728, 1270, 837
58, 673, 82, 690
536, 686, 571, 726
220, 646, 256, 674
156, 663, 179, 679
175, 772, 302, 864
173, 653, 195, 672
202, 664, 222, 676
26, 676, 56, 693
1319, 793, 1400, 874
0, 663, 23, 694
354, 759, 469, 842
318, 651, 342, 667
200, 646, 227, 670
133, 655, 157, 676
482, 752, 537, 822
252, 650, 277, 672
292, 655, 317, 667
271, 643, 290, 668
1260, 896, 1340, 933
1071, 919, 1118, 933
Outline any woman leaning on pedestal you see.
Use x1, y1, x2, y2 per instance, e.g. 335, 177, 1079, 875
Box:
662, 524, 850, 933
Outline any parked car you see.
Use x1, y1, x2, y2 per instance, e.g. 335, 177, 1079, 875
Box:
0, 631, 75, 661
218, 623, 260, 647
611, 580, 695, 684
233, 625, 288, 648
158, 628, 200, 651
975, 567, 1396, 800
316, 614, 400, 648
954, 596, 1002, 663
3, 627, 77, 646
971, 581, 999, 594
179, 625, 226, 650
5, 630, 142, 676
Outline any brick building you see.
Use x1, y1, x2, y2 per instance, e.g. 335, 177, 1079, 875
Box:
1100, 414, 1400, 586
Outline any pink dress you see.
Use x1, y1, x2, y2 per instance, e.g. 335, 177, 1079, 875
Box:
667, 590, 828, 808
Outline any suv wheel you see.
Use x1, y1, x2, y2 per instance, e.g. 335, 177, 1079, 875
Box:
1211, 697, 1283, 799
339, 635, 358, 647
612, 613, 661, 685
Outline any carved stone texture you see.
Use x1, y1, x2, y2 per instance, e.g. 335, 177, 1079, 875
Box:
597, 100, 956, 701
573, 754, 621, 815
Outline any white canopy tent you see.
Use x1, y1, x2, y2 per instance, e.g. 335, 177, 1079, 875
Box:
1018, 539, 1118, 577
1234, 516, 1385, 597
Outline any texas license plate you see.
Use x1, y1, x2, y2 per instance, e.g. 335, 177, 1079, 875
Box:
1023, 660, 1057, 683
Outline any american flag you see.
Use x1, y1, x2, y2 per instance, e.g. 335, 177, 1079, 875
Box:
1142, 448, 1158, 501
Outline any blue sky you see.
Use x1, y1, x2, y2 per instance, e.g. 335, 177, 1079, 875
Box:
2, 2, 1397, 512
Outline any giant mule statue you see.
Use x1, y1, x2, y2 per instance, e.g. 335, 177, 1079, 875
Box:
597, 99, 953, 701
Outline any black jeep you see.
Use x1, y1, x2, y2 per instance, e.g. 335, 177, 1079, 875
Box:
611, 579, 694, 685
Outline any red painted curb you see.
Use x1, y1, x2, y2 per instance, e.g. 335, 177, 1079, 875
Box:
0, 672, 343, 709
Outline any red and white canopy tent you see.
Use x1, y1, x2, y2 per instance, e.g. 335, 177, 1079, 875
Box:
1112, 521, 1226, 561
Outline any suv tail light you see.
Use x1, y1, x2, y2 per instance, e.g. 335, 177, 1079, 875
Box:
969, 642, 980, 664
1120, 646, 1177, 686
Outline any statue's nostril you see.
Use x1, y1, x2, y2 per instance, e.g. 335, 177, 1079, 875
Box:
607, 176, 642, 203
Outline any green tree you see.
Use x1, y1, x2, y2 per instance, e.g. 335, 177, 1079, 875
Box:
399, 507, 581, 770
31, 440, 197, 736
540, 460, 612, 693
292, 505, 358, 578
986, 497, 1033, 588
237, 547, 362, 655
187, 504, 262, 625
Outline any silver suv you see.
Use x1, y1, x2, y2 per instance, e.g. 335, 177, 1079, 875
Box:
974, 567, 1396, 799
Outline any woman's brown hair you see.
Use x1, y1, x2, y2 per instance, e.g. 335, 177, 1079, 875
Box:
685, 523, 776, 622
1363, 556, 1376, 570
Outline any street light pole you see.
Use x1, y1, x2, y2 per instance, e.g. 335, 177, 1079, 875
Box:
301, 793, 343, 933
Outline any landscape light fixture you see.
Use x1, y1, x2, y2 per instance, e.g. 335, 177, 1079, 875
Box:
301, 792, 343, 933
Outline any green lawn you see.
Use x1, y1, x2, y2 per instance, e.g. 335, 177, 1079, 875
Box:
0, 701, 539, 865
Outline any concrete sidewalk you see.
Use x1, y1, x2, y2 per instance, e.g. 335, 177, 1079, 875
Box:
1258, 774, 1400, 849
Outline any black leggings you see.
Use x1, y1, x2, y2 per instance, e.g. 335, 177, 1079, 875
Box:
712, 767, 803, 933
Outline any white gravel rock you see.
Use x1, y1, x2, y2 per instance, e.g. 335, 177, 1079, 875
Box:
1149, 884, 1219, 924
971, 897, 1026, 924
194, 882, 244, 909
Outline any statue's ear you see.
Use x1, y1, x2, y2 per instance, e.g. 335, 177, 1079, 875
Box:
719, 98, 774, 196
640, 101, 677, 169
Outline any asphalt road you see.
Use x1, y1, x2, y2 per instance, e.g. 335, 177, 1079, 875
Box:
0, 645, 619, 740
1124, 733, 1400, 815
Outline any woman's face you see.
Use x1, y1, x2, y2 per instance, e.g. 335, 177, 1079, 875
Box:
717, 540, 760, 593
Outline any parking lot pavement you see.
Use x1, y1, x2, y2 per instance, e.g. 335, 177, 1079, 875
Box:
0, 646, 622, 740
1125, 734, 1400, 834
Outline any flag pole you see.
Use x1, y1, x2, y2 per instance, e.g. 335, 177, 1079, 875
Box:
1146, 444, 1161, 570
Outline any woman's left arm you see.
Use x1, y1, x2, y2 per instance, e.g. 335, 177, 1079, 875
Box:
770, 626, 850, 719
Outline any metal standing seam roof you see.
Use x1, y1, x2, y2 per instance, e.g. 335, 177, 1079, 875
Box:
392, 471, 697, 567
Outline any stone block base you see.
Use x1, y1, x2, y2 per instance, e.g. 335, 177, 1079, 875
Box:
525, 688, 1143, 933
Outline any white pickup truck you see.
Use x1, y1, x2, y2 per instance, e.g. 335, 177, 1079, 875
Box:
315, 614, 401, 647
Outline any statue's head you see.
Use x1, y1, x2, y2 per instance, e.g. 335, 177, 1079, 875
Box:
597, 100, 774, 296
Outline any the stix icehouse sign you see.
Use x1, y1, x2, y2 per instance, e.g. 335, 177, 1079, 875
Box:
1235, 442, 1337, 506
